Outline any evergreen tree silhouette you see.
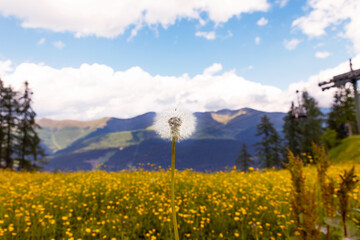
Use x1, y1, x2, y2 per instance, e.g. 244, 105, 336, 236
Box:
327, 88, 357, 139
301, 91, 323, 155
16, 81, 45, 170
255, 115, 282, 168
235, 143, 253, 172
282, 102, 302, 157
0, 78, 5, 166
2, 85, 18, 168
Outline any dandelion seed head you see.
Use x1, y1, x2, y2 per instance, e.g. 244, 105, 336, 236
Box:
154, 108, 196, 141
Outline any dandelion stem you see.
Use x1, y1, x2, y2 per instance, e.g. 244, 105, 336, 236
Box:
171, 137, 179, 240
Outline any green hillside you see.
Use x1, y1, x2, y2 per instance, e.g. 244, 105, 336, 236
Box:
329, 135, 360, 164
37, 117, 110, 153
75, 130, 146, 152
38, 127, 95, 152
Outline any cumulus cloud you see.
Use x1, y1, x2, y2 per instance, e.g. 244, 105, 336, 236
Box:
0, 0, 270, 38
255, 37, 261, 45
0, 60, 280, 120
315, 51, 332, 59
292, 0, 360, 53
284, 38, 302, 50
1, 56, 358, 120
257, 17, 268, 26
195, 31, 216, 40
53, 41, 65, 49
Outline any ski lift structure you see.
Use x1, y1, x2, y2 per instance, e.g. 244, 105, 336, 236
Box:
291, 90, 307, 119
318, 59, 360, 133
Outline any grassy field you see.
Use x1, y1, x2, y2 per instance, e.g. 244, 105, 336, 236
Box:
330, 135, 360, 164
0, 163, 359, 239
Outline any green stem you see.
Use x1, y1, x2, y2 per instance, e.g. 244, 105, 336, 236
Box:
171, 137, 179, 240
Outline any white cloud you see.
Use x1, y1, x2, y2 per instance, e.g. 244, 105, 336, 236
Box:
0, 0, 270, 38
53, 41, 65, 49
0, 61, 282, 120
195, 31, 216, 40
275, 0, 289, 8
257, 17, 268, 26
37, 38, 45, 45
315, 51, 332, 59
284, 38, 302, 50
203, 63, 223, 75
0, 60, 12, 77
255, 37, 261, 45
1, 56, 358, 120
292, 0, 360, 53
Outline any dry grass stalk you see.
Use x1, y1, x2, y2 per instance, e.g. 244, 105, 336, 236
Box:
336, 166, 359, 237
313, 143, 335, 239
286, 150, 320, 240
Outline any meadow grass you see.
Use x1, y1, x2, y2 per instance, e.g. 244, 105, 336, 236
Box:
330, 136, 360, 164
0, 163, 359, 240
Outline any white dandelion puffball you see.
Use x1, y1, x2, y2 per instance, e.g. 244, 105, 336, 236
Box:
154, 108, 196, 141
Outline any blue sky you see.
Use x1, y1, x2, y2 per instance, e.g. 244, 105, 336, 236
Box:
0, 0, 359, 120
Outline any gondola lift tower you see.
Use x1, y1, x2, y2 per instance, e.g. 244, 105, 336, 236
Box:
292, 90, 307, 119
318, 59, 360, 134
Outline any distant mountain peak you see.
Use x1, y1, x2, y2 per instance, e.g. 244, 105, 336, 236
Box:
211, 109, 247, 124
37, 117, 110, 130
39, 108, 286, 172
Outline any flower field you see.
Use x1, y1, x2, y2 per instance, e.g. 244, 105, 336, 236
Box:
0, 164, 359, 240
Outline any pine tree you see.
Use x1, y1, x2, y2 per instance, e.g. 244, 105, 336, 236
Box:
255, 115, 282, 168
300, 91, 323, 155
2, 85, 18, 168
327, 88, 357, 139
235, 143, 253, 172
282, 102, 302, 157
0, 78, 5, 167
16, 81, 45, 170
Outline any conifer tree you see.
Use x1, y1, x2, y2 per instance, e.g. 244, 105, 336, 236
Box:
327, 88, 357, 139
300, 91, 323, 155
235, 143, 253, 172
16, 81, 45, 170
282, 91, 323, 157
2, 85, 18, 168
282, 102, 302, 157
0, 78, 5, 166
255, 115, 282, 168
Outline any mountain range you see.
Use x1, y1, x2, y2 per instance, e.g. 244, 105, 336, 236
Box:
37, 108, 286, 172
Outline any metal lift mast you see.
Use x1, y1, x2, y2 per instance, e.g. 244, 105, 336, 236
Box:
318, 59, 360, 133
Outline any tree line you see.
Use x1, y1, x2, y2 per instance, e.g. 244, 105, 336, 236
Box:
0, 78, 45, 170
236, 86, 358, 171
